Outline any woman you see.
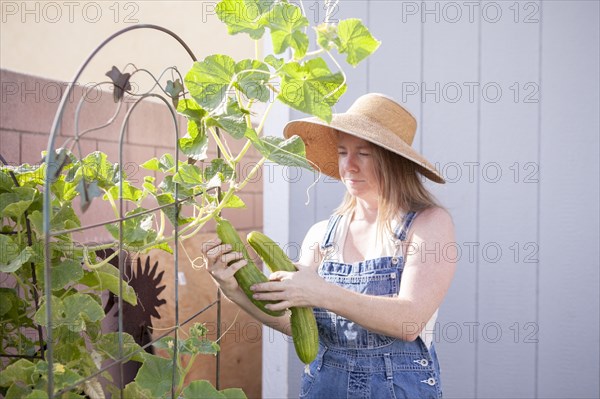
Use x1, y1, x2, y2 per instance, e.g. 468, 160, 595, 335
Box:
202, 93, 456, 398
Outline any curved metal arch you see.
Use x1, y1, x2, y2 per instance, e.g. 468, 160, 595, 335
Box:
43, 24, 198, 397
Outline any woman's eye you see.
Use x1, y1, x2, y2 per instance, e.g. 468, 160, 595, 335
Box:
359, 153, 370, 156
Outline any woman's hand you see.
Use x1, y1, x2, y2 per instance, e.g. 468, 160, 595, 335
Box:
250, 266, 327, 312
201, 237, 247, 297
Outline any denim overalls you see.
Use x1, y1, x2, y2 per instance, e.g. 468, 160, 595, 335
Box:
300, 211, 442, 399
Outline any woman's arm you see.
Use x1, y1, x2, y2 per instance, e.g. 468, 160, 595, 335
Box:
252, 207, 457, 341
201, 238, 292, 335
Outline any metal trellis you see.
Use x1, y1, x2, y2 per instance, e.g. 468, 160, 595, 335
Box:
38, 24, 223, 398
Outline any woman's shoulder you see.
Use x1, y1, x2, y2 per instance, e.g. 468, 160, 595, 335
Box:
297, 218, 331, 269
304, 218, 331, 243
410, 206, 455, 239
415, 206, 453, 224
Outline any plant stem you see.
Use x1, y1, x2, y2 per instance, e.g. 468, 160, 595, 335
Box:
232, 97, 275, 165
256, 98, 276, 136
208, 128, 233, 166
326, 50, 347, 99
83, 248, 119, 269
233, 141, 253, 164
237, 157, 266, 192
304, 48, 325, 58
157, 208, 165, 239
103, 188, 120, 218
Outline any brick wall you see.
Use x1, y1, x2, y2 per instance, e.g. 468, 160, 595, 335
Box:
0, 68, 264, 398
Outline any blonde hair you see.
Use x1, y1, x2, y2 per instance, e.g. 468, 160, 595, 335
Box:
334, 139, 440, 238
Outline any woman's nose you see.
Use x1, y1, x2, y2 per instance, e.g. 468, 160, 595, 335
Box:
342, 154, 359, 172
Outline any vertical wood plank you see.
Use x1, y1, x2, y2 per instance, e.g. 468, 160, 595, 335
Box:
538, 1, 600, 397
419, 1, 480, 397
477, 1, 540, 397
369, 0, 423, 144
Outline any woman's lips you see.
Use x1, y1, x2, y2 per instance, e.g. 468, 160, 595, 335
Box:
345, 179, 364, 184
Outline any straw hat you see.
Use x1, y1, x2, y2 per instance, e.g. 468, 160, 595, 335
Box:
283, 93, 445, 184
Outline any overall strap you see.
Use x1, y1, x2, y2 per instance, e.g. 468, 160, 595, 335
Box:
320, 214, 343, 250
394, 211, 418, 242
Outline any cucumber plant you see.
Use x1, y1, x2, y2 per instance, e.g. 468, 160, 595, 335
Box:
0, 0, 379, 396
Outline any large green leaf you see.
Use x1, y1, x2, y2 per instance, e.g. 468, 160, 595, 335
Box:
179, 119, 209, 162
173, 164, 203, 189
156, 335, 220, 357
0, 288, 15, 316
0, 235, 34, 273
159, 175, 194, 200
261, 2, 309, 58
33, 295, 65, 328
182, 380, 225, 399
24, 389, 48, 398
155, 192, 195, 226
0, 169, 13, 192
0, 193, 19, 217
315, 22, 337, 50
2, 186, 37, 218
11, 163, 46, 187
184, 337, 220, 355
27, 210, 43, 236
51, 203, 81, 231
120, 382, 154, 399
234, 59, 271, 102
206, 98, 250, 139
51, 177, 79, 202
249, 134, 311, 169
60, 293, 104, 332
223, 194, 246, 209
216, 0, 275, 39
185, 55, 236, 111
0, 358, 35, 387
79, 268, 137, 306
221, 388, 248, 399
105, 181, 143, 203
5, 384, 32, 398
105, 208, 156, 246
277, 57, 347, 122
176, 98, 207, 122
264, 54, 284, 70
95, 332, 145, 363
336, 19, 381, 66
0, 289, 33, 328
204, 158, 235, 183
32, 361, 82, 391
53, 335, 88, 365
80, 152, 118, 189
35, 259, 84, 291
134, 354, 177, 398
142, 175, 157, 195
141, 153, 176, 173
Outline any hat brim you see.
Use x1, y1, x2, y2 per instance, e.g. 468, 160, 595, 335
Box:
284, 115, 445, 184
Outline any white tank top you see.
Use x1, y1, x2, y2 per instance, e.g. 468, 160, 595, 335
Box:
328, 211, 438, 348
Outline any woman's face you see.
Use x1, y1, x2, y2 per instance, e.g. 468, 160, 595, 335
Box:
337, 133, 379, 202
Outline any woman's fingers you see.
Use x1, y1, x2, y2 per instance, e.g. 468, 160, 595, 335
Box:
265, 301, 291, 312
251, 281, 282, 292
201, 238, 222, 256
219, 251, 244, 265
267, 271, 292, 281
223, 258, 247, 276
252, 289, 285, 302
206, 244, 230, 260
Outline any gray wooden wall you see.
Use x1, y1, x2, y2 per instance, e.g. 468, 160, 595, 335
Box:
263, 1, 599, 398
